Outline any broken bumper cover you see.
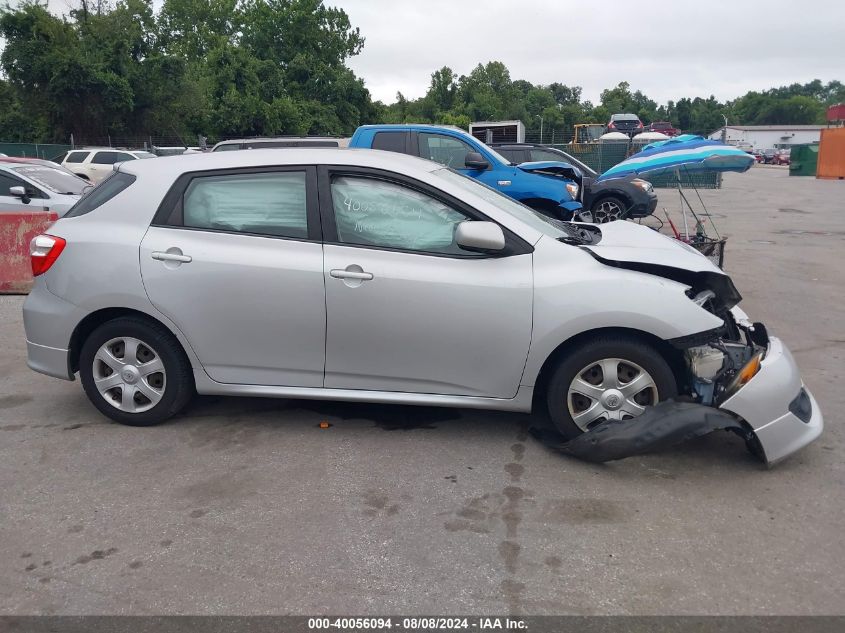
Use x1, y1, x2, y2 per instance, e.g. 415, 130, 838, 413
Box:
539, 336, 822, 466
718, 336, 823, 465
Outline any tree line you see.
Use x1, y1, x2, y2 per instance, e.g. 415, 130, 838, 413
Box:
1, 1, 842, 145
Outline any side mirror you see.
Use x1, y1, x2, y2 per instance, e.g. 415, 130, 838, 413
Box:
464, 152, 489, 170
455, 221, 506, 253
9, 185, 30, 203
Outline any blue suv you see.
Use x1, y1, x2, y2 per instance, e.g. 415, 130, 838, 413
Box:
348, 124, 583, 218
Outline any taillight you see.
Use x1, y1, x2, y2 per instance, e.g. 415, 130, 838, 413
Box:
30, 234, 66, 276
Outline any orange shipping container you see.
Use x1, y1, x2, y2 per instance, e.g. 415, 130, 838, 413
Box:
817, 127, 845, 180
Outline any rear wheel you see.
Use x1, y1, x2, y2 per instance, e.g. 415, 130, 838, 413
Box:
79, 317, 193, 426
546, 335, 677, 439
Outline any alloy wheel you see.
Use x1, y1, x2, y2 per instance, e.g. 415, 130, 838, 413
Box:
592, 199, 625, 223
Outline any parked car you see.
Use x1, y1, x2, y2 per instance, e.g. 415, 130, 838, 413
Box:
645, 121, 680, 137
53, 148, 156, 184
349, 124, 582, 218
23, 148, 821, 465
3, 155, 87, 180
211, 137, 344, 152
606, 113, 644, 137
773, 148, 791, 166
760, 148, 778, 164
0, 158, 89, 217
493, 143, 657, 222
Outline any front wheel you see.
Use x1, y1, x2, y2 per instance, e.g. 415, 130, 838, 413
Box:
591, 196, 628, 223
79, 317, 194, 426
546, 335, 678, 439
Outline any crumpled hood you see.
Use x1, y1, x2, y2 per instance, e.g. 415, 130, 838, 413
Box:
583, 220, 722, 274
580, 220, 741, 308
517, 160, 581, 182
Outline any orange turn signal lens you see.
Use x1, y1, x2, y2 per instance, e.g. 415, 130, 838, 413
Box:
737, 354, 762, 386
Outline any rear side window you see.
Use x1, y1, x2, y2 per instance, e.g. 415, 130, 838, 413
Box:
182, 172, 308, 239
65, 151, 90, 163
64, 172, 135, 217
92, 151, 121, 165
212, 143, 242, 152
372, 132, 407, 154
497, 148, 527, 163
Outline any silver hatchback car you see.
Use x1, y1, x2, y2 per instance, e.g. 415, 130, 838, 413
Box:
23, 149, 822, 465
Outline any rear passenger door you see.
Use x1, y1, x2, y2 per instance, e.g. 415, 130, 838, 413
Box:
140, 166, 327, 387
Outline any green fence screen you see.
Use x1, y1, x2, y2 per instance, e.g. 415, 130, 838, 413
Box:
0, 143, 72, 160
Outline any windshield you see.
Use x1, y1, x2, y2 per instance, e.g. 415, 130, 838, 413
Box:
434, 168, 594, 244
10, 165, 87, 195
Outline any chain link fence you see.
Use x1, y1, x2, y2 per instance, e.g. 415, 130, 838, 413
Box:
4, 127, 720, 188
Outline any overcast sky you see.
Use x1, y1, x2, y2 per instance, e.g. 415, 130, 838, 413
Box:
31, 0, 845, 106
338, 0, 844, 105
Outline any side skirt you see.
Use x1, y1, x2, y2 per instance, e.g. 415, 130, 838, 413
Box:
193, 370, 535, 413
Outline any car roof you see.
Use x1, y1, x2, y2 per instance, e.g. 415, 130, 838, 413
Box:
0, 156, 43, 164
117, 147, 444, 178
356, 124, 465, 133
215, 137, 342, 143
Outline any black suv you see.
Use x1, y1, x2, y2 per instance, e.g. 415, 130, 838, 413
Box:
607, 113, 644, 137
493, 143, 658, 222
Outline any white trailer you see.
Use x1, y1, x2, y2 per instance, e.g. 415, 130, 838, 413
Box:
469, 120, 525, 144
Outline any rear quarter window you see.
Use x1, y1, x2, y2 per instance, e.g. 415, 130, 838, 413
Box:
372, 132, 408, 154
65, 151, 90, 164
64, 172, 136, 217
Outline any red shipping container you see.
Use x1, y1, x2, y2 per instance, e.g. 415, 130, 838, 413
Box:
0, 210, 58, 294
827, 103, 845, 122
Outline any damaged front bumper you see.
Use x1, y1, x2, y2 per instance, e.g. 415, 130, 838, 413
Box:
541, 333, 823, 467
718, 336, 823, 465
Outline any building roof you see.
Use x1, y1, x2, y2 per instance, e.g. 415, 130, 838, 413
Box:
721, 125, 826, 131
470, 120, 524, 127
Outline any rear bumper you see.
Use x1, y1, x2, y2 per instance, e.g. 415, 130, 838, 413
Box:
719, 336, 823, 465
26, 340, 73, 380
23, 279, 78, 381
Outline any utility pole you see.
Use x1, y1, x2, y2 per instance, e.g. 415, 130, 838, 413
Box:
721, 114, 728, 143
536, 114, 544, 144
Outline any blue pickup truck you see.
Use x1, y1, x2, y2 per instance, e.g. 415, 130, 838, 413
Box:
348, 124, 583, 218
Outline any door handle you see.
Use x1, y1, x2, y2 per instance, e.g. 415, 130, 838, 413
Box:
330, 269, 373, 281
152, 251, 192, 263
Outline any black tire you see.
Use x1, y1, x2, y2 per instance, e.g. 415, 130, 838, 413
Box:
79, 316, 194, 426
545, 334, 677, 439
590, 196, 629, 223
